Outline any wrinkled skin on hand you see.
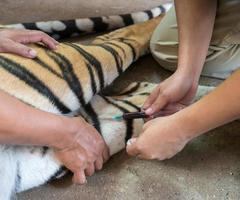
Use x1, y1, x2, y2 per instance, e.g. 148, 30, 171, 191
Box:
143, 71, 198, 116
54, 117, 109, 184
127, 115, 191, 161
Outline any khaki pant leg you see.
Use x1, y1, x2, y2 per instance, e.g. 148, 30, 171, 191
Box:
150, 7, 240, 79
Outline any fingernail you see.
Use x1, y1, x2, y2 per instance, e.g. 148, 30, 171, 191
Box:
145, 108, 153, 115
28, 49, 37, 58
127, 138, 137, 146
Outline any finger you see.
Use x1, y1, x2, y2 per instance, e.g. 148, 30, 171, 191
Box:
102, 146, 110, 163
72, 171, 87, 184
153, 103, 187, 117
145, 94, 168, 116
85, 163, 95, 176
165, 103, 186, 112
137, 153, 155, 160
126, 138, 140, 156
142, 86, 160, 110
95, 157, 103, 171
22, 31, 58, 49
1, 40, 37, 58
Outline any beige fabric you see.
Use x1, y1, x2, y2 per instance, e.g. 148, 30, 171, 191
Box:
150, 0, 240, 79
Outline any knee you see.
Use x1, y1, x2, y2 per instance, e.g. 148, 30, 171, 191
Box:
150, 40, 178, 72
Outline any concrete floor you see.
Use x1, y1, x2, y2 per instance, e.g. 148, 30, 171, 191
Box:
2, 0, 240, 199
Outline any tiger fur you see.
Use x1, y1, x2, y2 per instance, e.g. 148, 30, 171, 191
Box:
3, 4, 172, 40
0, 16, 164, 200
0, 10, 215, 200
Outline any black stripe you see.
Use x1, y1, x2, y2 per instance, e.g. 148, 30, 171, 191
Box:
34, 57, 63, 79
138, 92, 150, 96
96, 44, 123, 74
56, 20, 84, 39
115, 99, 141, 111
117, 38, 137, 61
84, 103, 101, 133
64, 43, 105, 90
48, 166, 67, 182
46, 51, 86, 106
120, 14, 134, 26
42, 146, 49, 156
90, 17, 109, 32
105, 42, 127, 59
100, 95, 134, 142
15, 162, 21, 193
86, 63, 97, 95
0, 56, 71, 114
22, 22, 39, 31
144, 10, 153, 19
158, 5, 166, 13
118, 83, 141, 96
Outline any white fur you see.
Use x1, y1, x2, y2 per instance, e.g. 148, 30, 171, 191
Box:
0, 147, 17, 200
102, 16, 125, 30
52, 21, 67, 31
76, 18, 94, 32
36, 22, 53, 33
131, 12, 149, 24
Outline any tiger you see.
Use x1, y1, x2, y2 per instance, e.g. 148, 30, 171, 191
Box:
0, 15, 163, 200
0, 8, 215, 200
3, 3, 172, 40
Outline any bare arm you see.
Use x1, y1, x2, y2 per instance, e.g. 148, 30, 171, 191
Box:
127, 70, 240, 160
0, 29, 109, 183
0, 89, 73, 147
176, 0, 217, 79
144, 0, 217, 115
182, 70, 240, 138
0, 89, 109, 183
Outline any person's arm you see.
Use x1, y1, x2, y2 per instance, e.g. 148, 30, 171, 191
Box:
143, 0, 217, 116
181, 70, 240, 136
0, 29, 109, 183
127, 70, 240, 160
175, 0, 217, 80
0, 89, 72, 147
0, 89, 109, 183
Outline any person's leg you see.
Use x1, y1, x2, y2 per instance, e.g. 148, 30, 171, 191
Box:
150, 6, 240, 79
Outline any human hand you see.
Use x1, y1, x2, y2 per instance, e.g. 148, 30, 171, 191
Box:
54, 117, 109, 184
126, 114, 192, 160
143, 71, 198, 116
0, 29, 58, 58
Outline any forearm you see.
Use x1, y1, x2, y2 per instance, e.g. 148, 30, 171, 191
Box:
175, 0, 217, 80
0, 90, 74, 148
178, 70, 240, 139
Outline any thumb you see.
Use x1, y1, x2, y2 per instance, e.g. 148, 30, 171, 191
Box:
126, 138, 140, 156
2, 40, 37, 58
72, 171, 87, 185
